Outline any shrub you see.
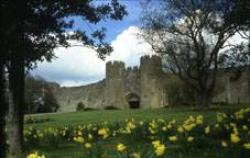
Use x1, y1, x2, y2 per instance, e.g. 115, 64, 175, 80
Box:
104, 106, 119, 110
24, 116, 51, 124
83, 107, 97, 111
165, 76, 195, 106
76, 102, 85, 111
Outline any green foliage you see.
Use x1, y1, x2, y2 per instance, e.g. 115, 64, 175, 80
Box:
165, 75, 195, 106
1, 0, 128, 68
76, 102, 98, 112
141, 0, 250, 107
76, 102, 85, 111
83, 107, 98, 111
25, 75, 59, 114
1, 1, 128, 157
24, 116, 51, 124
104, 106, 119, 110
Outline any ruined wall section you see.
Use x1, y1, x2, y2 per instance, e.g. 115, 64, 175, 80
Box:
104, 61, 128, 108
214, 69, 250, 104
140, 55, 165, 108
54, 80, 105, 112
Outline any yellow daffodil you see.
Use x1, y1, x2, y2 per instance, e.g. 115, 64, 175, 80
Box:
84, 142, 92, 149
167, 124, 172, 129
205, 126, 210, 134
131, 152, 141, 158
170, 119, 176, 124
117, 143, 126, 152
152, 140, 161, 148
149, 127, 156, 134
230, 133, 240, 144
215, 124, 220, 128
112, 131, 117, 136
98, 128, 109, 139
88, 134, 93, 140
77, 131, 82, 136
232, 126, 239, 135
162, 126, 167, 131
168, 136, 178, 142
187, 136, 194, 143
196, 115, 203, 124
27, 152, 45, 158
177, 126, 184, 133
243, 143, 250, 149
183, 123, 195, 131
152, 140, 166, 156
221, 141, 228, 147
242, 125, 248, 131
73, 136, 84, 144
217, 112, 227, 122
155, 144, 166, 156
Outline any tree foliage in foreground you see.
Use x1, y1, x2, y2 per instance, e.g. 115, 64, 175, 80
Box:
0, 0, 127, 158
25, 75, 59, 114
141, 0, 250, 107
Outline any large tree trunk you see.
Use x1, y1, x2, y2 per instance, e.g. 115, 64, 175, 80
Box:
8, 55, 25, 158
196, 91, 212, 107
248, 36, 250, 103
0, 59, 7, 158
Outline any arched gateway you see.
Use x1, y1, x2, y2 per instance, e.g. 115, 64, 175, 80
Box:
126, 93, 140, 109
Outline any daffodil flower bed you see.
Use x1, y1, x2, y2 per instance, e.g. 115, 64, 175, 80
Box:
25, 107, 250, 158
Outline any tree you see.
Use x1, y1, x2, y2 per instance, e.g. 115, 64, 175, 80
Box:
1, 0, 127, 157
141, 0, 250, 107
25, 75, 60, 114
38, 86, 59, 113
0, 58, 7, 158
219, 44, 250, 68
76, 102, 85, 111
0, 1, 11, 156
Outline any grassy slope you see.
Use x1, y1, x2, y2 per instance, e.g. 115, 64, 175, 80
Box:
26, 105, 246, 128
25, 105, 249, 158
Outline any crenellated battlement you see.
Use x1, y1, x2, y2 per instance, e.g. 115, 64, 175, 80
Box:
106, 61, 125, 68
106, 55, 163, 79
126, 66, 140, 74
140, 55, 163, 77
127, 66, 139, 72
106, 60, 125, 78
140, 55, 161, 66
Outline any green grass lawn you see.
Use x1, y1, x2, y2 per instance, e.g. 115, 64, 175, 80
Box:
24, 105, 250, 158
25, 105, 245, 128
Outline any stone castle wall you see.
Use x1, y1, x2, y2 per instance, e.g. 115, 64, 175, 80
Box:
54, 55, 250, 112
213, 69, 250, 104
54, 80, 105, 112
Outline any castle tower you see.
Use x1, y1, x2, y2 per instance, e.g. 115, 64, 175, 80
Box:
104, 61, 127, 108
124, 66, 141, 108
140, 55, 164, 108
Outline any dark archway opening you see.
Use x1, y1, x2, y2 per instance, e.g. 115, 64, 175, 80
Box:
126, 93, 140, 109
129, 100, 140, 109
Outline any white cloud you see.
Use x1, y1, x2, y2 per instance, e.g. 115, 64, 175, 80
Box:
31, 26, 154, 87
108, 26, 154, 66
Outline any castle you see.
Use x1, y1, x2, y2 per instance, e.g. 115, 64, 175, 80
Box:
53, 55, 250, 112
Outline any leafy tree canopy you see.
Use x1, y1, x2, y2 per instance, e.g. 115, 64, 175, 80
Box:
1, 0, 127, 67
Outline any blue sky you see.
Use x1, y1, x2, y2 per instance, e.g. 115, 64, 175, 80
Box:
32, 0, 154, 87
70, 0, 142, 42
31, 0, 246, 87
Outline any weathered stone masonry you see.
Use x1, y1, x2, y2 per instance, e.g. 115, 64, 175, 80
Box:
53, 55, 250, 112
